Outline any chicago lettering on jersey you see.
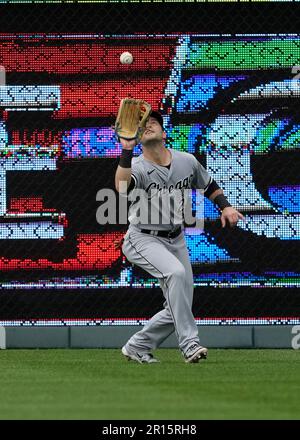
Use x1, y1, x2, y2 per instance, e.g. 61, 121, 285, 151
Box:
145, 174, 194, 194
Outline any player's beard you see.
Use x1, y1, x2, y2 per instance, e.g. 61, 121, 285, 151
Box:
141, 131, 164, 149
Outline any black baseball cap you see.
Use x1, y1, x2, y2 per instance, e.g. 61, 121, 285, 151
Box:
149, 110, 164, 130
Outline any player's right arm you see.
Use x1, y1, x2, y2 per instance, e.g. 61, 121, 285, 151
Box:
115, 138, 136, 193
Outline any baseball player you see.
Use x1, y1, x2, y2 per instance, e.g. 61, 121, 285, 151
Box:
115, 110, 244, 363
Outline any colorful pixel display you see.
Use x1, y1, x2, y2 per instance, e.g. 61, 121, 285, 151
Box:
0, 33, 299, 325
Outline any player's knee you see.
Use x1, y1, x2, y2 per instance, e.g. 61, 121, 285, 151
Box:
170, 264, 186, 280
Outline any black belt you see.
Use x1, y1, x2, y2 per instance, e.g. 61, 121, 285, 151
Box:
140, 227, 182, 239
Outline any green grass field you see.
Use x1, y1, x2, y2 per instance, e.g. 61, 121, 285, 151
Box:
0, 349, 299, 420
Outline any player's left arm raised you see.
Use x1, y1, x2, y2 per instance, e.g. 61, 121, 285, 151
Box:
205, 181, 245, 228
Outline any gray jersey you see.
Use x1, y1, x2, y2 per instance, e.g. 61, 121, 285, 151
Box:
128, 149, 212, 230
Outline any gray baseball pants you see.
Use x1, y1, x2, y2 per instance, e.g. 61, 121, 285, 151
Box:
122, 225, 201, 354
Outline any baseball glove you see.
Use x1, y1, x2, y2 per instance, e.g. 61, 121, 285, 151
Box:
115, 98, 152, 142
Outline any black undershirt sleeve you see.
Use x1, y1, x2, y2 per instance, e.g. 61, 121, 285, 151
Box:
204, 180, 232, 210
204, 179, 221, 198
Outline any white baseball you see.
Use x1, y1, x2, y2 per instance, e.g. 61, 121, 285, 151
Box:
120, 52, 133, 65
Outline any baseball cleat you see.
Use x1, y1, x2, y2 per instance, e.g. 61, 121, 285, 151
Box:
121, 345, 160, 364
184, 344, 208, 363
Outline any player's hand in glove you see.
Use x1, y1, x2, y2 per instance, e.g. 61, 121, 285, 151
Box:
119, 138, 137, 151
115, 98, 152, 144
